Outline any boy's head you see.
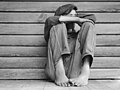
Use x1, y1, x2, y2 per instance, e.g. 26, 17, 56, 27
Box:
55, 4, 78, 30
54, 4, 77, 16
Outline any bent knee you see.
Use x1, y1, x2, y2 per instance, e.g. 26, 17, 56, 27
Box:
82, 22, 95, 33
53, 23, 66, 30
50, 23, 67, 34
83, 22, 94, 28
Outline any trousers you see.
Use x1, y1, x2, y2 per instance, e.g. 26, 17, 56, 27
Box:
45, 22, 96, 81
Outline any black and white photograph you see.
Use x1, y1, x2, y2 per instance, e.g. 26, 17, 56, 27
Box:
0, 0, 120, 90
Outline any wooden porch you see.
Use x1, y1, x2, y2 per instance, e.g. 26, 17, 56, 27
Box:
0, 0, 120, 90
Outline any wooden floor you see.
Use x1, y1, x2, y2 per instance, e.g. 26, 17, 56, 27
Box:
0, 80, 119, 90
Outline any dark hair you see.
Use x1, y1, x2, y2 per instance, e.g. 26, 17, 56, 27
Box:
54, 4, 77, 16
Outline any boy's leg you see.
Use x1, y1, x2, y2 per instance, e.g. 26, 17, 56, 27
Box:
69, 22, 96, 86
70, 56, 91, 86
45, 23, 70, 86
55, 57, 70, 86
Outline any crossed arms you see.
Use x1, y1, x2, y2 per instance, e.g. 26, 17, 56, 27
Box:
44, 14, 96, 41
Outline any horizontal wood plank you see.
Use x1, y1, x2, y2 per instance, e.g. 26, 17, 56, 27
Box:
0, 47, 47, 57
0, 69, 45, 79
0, 69, 119, 79
91, 69, 120, 79
0, 13, 120, 23
95, 47, 120, 57
0, 24, 120, 35
0, 57, 120, 68
95, 24, 120, 34
0, 57, 46, 68
0, 36, 46, 46
92, 57, 120, 68
0, 2, 120, 12
0, 47, 119, 57
96, 35, 120, 46
0, 35, 120, 46
0, 24, 44, 34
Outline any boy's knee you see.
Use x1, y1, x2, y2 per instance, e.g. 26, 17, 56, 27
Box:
83, 22, 94, 28
53, 23, 66, 29
51, 23, 67, 34
82, 22, 95, 33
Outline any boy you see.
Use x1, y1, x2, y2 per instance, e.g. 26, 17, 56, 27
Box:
44, 4, 96, 87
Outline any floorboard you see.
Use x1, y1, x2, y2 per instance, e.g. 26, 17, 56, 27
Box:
0, 80, 119, 90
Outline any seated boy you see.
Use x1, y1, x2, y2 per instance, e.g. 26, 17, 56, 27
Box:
44, 4, 96, 87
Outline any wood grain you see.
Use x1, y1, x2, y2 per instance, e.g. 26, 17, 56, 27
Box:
92, 57, 120, 68
0, 35, 120, 46
0, 47, 119, 57
0, 13, 120, 23
0, 24, 44, 34
0, 69, 45, 79
0, 80, 119, 90
96, 35, 120, 46
95, 24, 120, 34
0, 2, 120, 12
0, 47, 47, 57
0, 1, 119, 81
0, 24, 120, 35
0, 57, 46, 68
0, 57, 120, 68
0, 69, 119, 79
0, 36, 46, 46
95, 47, 120, 57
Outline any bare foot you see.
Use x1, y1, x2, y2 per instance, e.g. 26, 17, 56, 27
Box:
55, 58, 70, 87
55, 73, 70, 87
69, 55, 91, 86
69, 74, 89, 86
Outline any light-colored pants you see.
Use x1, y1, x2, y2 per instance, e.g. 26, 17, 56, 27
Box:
45, 22, 96, 81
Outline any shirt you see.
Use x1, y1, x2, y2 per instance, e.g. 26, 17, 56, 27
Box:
44, 14, 96, 42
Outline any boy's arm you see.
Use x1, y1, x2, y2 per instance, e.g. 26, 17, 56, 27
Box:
77, 13, 96, 23
59, 15, 94, 24
44, 14, 96, 41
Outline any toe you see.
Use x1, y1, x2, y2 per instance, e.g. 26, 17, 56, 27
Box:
55, 81, 64, 86
67, 83, 71, 87
61, 83, 65, 87
74, 82, 78, 86
69, 79, 78, 86
56, 82, 63, 86
55, 82, 58, 86
62, 83, 67, 87
72, 81, 77, 86
58, 83, 62, 86
66, 82, 69, 87
66, 82, 70, 87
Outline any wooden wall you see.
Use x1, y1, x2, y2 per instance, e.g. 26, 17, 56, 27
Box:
0, 0, 120, 80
